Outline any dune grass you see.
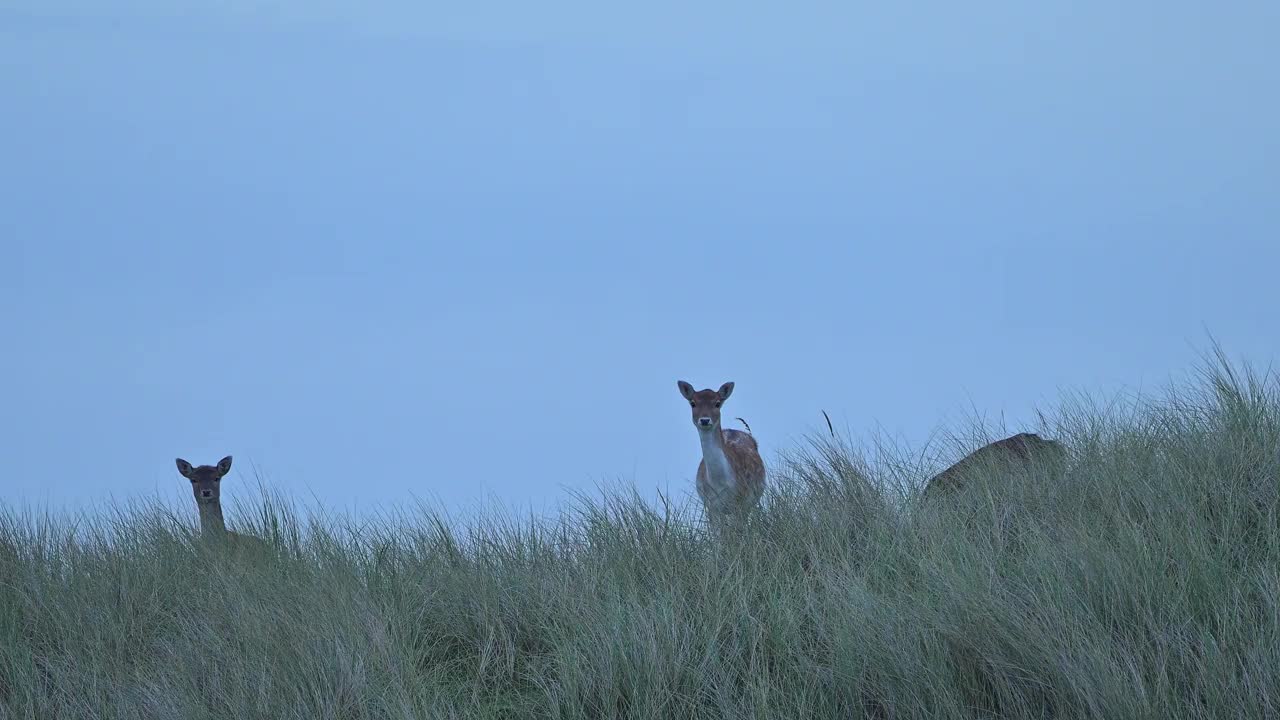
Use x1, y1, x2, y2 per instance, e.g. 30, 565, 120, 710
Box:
2, 354, 1278, 719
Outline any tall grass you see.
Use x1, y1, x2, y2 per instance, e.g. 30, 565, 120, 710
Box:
2, 354, 1278, 719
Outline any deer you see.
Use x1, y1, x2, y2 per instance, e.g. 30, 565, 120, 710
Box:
175, 455, 271, 556
677, 380, 767, 526
923, 432, 1067, 498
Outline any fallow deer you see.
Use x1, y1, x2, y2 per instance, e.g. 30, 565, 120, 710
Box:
923, 432, 1066, 498
677, 380, 767, 523
175, 455, 270, 555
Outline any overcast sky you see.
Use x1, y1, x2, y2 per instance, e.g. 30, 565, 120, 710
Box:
4, 1, 1277, 524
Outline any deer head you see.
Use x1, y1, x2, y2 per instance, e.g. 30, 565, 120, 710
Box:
677, 380, 735, 432
175, 455, 233, 507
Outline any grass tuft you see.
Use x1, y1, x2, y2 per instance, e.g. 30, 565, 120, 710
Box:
2, 352, 1279, 718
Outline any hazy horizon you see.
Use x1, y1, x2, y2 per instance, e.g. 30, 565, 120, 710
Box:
4, 2, 1277, 521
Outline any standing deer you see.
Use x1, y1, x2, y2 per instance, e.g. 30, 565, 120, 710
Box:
677, 380, 767, 524
175, 455, 270, 555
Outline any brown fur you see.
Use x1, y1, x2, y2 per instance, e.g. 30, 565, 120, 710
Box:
695, 429, 767, 513
176, 455, 270, 555
924, 432, 1066, 497
678, 380, 767, 519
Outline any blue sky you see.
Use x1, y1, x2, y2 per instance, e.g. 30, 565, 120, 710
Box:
3, 2, 1277, 522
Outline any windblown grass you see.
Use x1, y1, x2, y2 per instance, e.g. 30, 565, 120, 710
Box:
2, 352, 1277, 718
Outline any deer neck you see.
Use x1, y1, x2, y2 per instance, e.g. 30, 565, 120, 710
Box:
698, 427, 737, 489
198, 502, 228, 536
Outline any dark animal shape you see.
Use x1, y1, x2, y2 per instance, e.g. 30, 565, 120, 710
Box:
924, 432, 1066, 497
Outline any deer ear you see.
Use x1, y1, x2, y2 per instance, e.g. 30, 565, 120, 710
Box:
717, 382, 735, 401
176, 458, 194, 479
677, 380, 696, 400
216, 456, 233, 476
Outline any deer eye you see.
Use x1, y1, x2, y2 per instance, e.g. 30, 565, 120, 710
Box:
714, 401, 722, 408
690, 401, 696, 407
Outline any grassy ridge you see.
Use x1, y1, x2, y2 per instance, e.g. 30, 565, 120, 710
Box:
2, 356, 1278, 719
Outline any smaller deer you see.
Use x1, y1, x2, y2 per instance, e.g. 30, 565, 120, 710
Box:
677, 380, 767, 523
923, 432, 1067, 498
176, 455, 270, 555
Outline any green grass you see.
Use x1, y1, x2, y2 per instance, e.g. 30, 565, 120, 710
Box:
3, 353, 1279, 719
